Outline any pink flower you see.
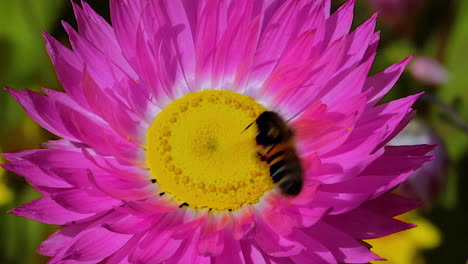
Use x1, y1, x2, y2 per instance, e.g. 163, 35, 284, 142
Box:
4, 0, 434, 263
410, 56, 449, 85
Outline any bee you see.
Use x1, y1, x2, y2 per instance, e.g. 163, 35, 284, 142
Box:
245, 111, 303, 195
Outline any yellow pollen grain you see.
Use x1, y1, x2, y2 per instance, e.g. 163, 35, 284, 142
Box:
146, 90, 274, 211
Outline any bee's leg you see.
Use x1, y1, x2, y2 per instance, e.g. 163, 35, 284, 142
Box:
266, 144, 277, 154
241, 121, 255, 133
179, 202, 189, 208
257, 152, 267, 161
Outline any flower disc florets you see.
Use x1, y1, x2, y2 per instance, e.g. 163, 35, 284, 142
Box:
147, 90, 273, 211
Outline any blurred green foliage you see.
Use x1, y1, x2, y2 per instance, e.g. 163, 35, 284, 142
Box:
0, 1, 64, 263
0, 0, 467, 263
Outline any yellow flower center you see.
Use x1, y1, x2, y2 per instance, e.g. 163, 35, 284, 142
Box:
146, 90, 274, 211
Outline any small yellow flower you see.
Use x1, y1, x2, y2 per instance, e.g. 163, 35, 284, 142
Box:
0, 154, 12, 205
366, 212, 441, 264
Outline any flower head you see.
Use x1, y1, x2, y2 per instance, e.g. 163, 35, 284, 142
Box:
4, 0, 434, 263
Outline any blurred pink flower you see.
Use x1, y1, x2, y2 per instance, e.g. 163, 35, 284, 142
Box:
410, 56, 449, 85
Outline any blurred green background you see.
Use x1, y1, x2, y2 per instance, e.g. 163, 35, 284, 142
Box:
0, 0, 466, 263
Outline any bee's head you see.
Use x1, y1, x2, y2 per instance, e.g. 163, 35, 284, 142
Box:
255, 111, 292, 145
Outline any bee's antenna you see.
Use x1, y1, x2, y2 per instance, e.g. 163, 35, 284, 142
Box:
241, 121, 255, 133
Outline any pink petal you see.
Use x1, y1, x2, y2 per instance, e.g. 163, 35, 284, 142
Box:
42, 32, 89, 109
321, 0, 355, 48
289, 229, 337, 264
324, 207, 416, 239
362, 192, 421, 217
2, 160, 72, 189
364, 56, 412, 105
305, 222, 382, 263
102, 213, 159, 235
214, 233, 246, 264
51, 188, 122, 214
87, 169, 156, 201
72, 1, 136, 78
240, 241, 269, 264
253, 215, 304, 257
128, 212, 184, 263
63, 226, 132, 262
9, 197, 94, 225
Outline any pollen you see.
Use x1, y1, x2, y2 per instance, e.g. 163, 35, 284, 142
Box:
146, 90, 274, 211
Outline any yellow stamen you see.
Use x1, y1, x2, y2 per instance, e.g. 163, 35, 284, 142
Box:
146, 90, 274, 211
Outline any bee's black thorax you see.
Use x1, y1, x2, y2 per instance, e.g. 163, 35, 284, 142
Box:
253, 111, 303, 196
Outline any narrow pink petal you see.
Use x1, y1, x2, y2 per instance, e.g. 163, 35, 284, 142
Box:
72, 1, 136, 78
128, 1, 195, 102
42, 32, 89, 109
101, 233, 144, 264
283, 205, 329, 228
262, 36, 349, 118
124, 198, 177, 216
305, 222, 382, 263
214, 233, 245, 264
231, 17, 261, 93
364, 56, 412, 105
148, 0, 197, 93
311, 190, 372, 214
2, 160, 72, 189
231, 206, 255, 240
134, 22, 173, 106
240, 241, 269, 264
258, 198, 297, 236
253, 214, 304, 257
128, 212, 184, 263
321, 0, 355, 48
87, 169, 156, 201
6, 88, 77, 141
102, 213, 158, 235
198, 230, 225, 256
361, 148, 435, 199
289, 229, 337, 264
194, 0, 228, 86
324, 207, 416, 239
248, 1, 319, 95
4, 149, 97, 174
167, 228, 211, 264
62, 21, 130, 95
314, 132, 385, 184
51, 188, 122, 214
292, 103, 356, 155
38, 223, 94, 257
362, 192, 421, 217
315, 94, 422, 184
211, 0, 257, 89
339, 13, 378, 70
109, 0, 141, 64
50, 167, 92, 188
53, 101, 140, 162
316, 53, 375, 110
9, 197, 94, 225
63, 226, 132, 262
